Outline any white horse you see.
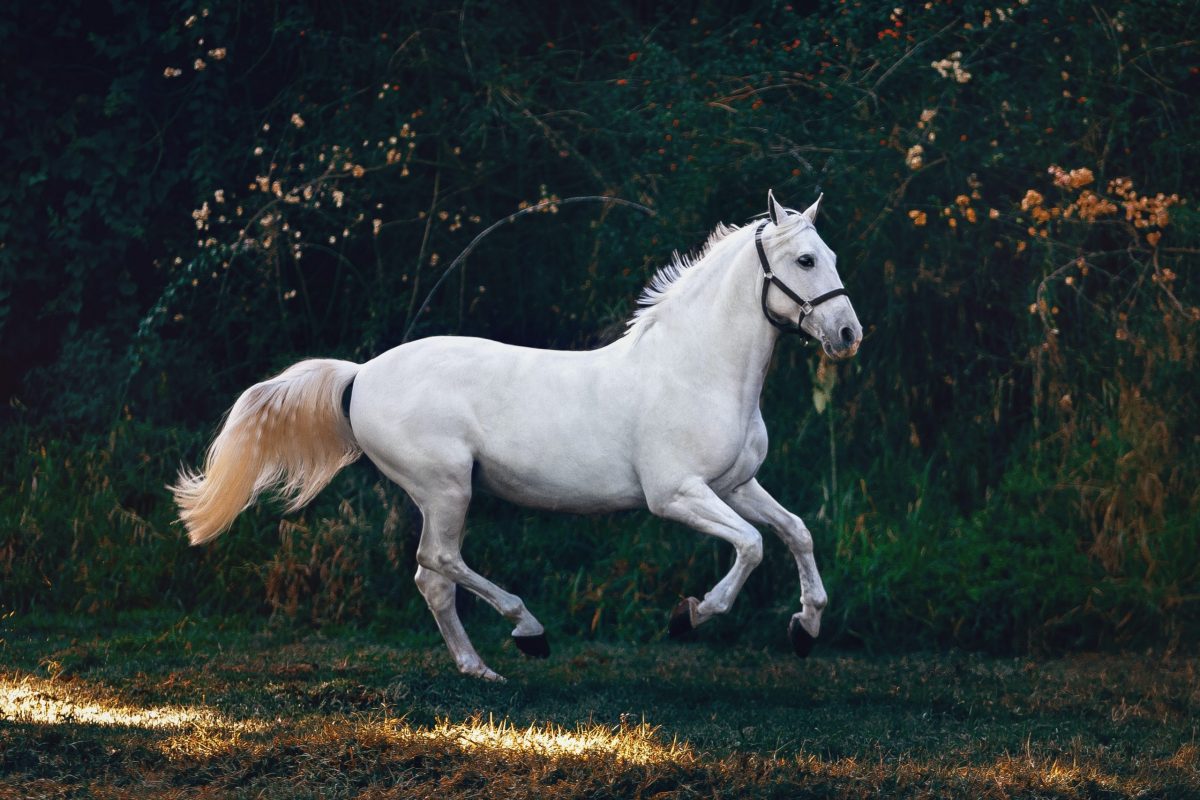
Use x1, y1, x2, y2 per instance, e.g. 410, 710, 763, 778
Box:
174, 190, 862, 681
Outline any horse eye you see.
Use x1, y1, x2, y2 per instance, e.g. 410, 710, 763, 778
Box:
797, 255, 815, 269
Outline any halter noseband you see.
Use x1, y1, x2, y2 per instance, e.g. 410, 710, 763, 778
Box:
754, 220, 849, 340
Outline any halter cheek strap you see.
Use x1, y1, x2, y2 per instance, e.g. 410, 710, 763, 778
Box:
754, 220, 849, 338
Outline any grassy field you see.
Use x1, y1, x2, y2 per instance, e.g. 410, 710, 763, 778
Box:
0, 612, 1196, 799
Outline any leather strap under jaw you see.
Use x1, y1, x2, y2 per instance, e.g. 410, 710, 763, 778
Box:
754, 220, 849, 339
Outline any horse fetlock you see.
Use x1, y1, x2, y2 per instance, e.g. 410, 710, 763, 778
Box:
805, 590, 828, 612
495, 594, 528, 621
458, 658, 505, 682
698, 594, 731, 618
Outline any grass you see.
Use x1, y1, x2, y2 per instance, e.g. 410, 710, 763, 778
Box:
0, 613, 1196, 799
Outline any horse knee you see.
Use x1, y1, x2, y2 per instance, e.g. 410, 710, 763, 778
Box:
789, 519, 814, 554
740, 532, 764, 568
497, 595, 526, 619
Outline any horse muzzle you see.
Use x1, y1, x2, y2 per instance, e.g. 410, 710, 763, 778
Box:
820, 317, 862, 360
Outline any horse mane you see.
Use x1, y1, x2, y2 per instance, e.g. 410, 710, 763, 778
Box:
625, 222, 740, 335
624, 211, 811, 337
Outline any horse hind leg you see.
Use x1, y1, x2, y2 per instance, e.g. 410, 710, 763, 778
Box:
413, 566, 502, 681
410, 473, 549, 678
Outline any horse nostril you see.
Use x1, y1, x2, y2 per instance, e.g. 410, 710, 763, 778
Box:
839, 326, 855, 346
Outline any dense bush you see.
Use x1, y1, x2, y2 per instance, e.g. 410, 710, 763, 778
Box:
2, 0, 1196, 652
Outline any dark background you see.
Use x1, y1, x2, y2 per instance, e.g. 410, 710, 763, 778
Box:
2, 0, 1196, 653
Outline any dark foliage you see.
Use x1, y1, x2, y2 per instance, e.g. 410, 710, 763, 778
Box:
1, 0, 1197, 653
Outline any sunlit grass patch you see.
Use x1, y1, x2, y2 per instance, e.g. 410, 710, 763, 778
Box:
407, 714, 691, 766
0, 672, 266, 764
0, 674, 243, 731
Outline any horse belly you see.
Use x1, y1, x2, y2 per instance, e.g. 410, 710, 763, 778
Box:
474, 423, 645, 513
475, 459, 644, 513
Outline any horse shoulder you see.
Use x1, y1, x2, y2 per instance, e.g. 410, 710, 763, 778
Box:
743, 410, 769, 464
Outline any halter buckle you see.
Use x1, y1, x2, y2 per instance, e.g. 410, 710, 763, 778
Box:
800, 301, 813, 316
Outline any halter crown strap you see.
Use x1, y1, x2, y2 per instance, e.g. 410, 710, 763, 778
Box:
753, 220, 848, 337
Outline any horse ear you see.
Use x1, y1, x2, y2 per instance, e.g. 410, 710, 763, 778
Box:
767, 189, 785, 225
802, 193, 824, 225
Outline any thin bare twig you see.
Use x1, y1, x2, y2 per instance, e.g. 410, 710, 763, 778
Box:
458, 1, 475, 82
401, 196, 656, 343
402, 170, 441, 332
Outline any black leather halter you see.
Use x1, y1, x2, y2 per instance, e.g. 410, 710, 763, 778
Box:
753, 220, 849, 338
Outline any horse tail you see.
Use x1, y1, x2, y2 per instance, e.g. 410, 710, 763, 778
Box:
172, 358, 362, 546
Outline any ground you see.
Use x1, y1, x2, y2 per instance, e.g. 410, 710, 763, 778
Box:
0, 613, 1196, 799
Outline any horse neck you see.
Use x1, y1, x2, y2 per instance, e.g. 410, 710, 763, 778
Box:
639, 233, 780, 405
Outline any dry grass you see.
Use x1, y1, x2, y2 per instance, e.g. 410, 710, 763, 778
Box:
0, 614, 1196, 799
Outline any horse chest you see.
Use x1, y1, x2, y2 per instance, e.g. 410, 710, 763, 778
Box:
707, 415, 768, 494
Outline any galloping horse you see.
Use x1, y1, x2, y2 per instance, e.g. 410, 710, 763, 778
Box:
174, 191, 862, 680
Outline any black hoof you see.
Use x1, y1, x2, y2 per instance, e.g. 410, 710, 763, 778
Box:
668, 597, 699, 639
788, 617, 817, 658
513, 632, 550, 659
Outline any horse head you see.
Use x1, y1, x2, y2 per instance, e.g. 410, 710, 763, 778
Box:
758, 190, 862, 359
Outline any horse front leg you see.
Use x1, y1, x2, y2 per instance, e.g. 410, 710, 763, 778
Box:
648, 477, 764, 635
724, 478, 827, 657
